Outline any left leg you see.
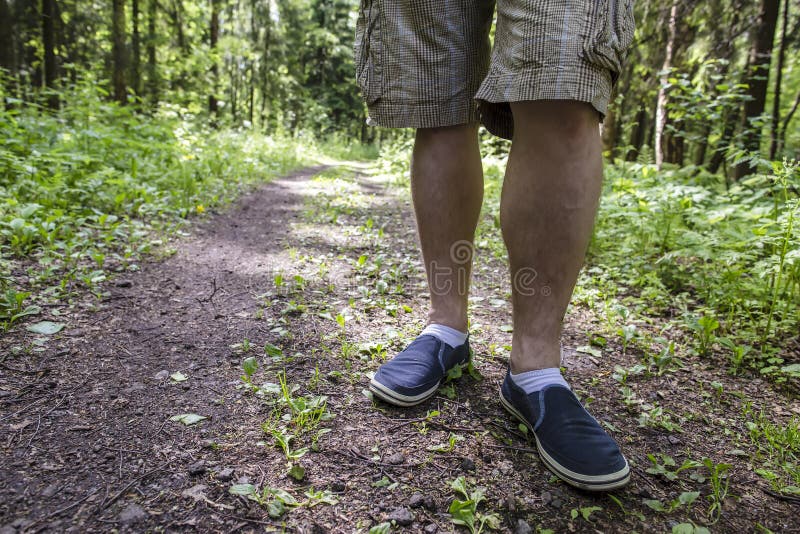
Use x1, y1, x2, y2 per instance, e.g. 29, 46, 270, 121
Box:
501, 100, 603, 373
496, 101, 629, 491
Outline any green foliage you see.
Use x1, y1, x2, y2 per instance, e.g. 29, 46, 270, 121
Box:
590, 161, 800, 376
745, 404, 800, 495
0, 83, 309, 321
447, 477, 501, 534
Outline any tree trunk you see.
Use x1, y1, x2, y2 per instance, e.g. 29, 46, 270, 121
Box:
42, 0, 59, 108
769, 0, 789, 160
708, 110, 737, 174
132, 0, 141, 97
655, 0, 679, 169
734, 0, 780, 178
779, 89, 800, 150
146, 0, 158, 106
601, 106, 618, 160
626, 105, 648, 162
112, 0, 128, 104
0, 0, 16, 75
208, 0, 219, 115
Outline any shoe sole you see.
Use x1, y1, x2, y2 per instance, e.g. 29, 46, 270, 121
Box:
368, 379, 440, 407
499, 390, 630, 491
368, 361, 470, 407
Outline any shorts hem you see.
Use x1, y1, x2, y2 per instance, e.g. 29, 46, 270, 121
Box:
474, 65, 613, 140
365, 98, 481, 130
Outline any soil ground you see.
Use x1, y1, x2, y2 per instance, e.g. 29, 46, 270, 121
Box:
1, 164, 799, 533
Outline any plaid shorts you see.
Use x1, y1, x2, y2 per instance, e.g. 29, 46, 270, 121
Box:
354, 0, 635, 139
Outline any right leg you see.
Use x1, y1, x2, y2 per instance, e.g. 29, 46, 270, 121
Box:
411, 123, 484, 333
368, 124, 483, 406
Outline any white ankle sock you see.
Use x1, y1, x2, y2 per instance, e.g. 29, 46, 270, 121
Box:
421, 323, 468, 348
510, 367, 570, 394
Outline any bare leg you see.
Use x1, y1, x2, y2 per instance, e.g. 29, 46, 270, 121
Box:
411, 123, 484, 333
501, 101, 604, 373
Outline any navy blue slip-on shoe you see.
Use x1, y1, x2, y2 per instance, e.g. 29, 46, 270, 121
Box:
499, 370, 630, 491
369, 335, 471, 407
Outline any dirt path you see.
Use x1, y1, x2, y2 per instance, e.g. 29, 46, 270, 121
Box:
1, 164, 798, 533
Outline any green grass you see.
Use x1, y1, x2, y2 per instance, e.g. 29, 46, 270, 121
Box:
0, 82, 314, 326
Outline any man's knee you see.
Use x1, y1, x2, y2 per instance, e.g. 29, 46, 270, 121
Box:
415, 122, 479, 144
510, 100, 600, 145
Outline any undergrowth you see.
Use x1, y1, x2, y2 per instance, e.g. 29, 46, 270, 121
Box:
0, 82, 314, 328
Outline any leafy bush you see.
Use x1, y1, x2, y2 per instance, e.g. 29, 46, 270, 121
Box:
0, 81, 312, 312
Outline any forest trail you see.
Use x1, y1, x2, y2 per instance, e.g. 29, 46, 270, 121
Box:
1, 164, 797, 533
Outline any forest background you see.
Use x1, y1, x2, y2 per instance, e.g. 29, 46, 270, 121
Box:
4, 0, 799, 377
1, 0, 800, 530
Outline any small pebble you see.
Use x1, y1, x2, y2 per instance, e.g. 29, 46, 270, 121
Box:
118, 503, 148, 524
423, 523, 438, 534
514, 519, 533, 534
668, 435, 682, 445
385, 452, 405, 465
386, 507, 414, 526
460, 457, 476, 472
187, 461, 206, 476
409, 493, 425, 508
41, 484, 59, 498
216, 467, 234, 482
540, 491, 552, 505
550, 498, 563, 508
154, 370, 169, 381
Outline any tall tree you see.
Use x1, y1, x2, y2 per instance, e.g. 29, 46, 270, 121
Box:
655, 0, 679, 170
132, 0, 142, 96
146, 0, 158, 105
208, 0, 219, 115
769, 0, 790, 159
42, 0, 59, 108
734, 0, 780, 178
112, 0, 127, 103
0, 0, 16, 76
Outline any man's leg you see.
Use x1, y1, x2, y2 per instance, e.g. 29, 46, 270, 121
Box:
368, 123, 483, 406
501, 100, 603, 372
497, 99, 629, 491
411, 123, 484, 333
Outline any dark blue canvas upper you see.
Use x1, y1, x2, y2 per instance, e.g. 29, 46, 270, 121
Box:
373, 335, 470, 396
501, 370, 627, 477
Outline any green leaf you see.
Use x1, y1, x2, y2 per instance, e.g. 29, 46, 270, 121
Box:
576, 345, 602, 357
445, 364, 463, 381
170, 371, 188, 382
288, 463, 306, 480
264, 343, 283, 358
268, 487, 298, 506
170, 413, 207, 426
580, 506, 602, 521
781, 363, 800, 376
25, 321, 65, 335
643, 499, 666, 512
267, 499, 285, 518
448, 499, 476, 531
242, 356, 258, 377
678, 491, 700, 505
229, 483, 257, 496
448, 476, 469, 499
369, 523, 392, 534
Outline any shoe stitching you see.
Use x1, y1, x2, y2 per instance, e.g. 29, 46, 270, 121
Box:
436, 341, 446, 375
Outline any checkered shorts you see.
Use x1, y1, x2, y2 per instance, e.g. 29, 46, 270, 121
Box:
354, 0, 635, 139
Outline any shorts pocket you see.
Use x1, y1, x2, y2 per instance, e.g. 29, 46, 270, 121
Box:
354, 0, 382, 104
583, 0, 635, 83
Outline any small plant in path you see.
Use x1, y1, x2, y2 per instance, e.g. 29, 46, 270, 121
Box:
448, 476, 500, 533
